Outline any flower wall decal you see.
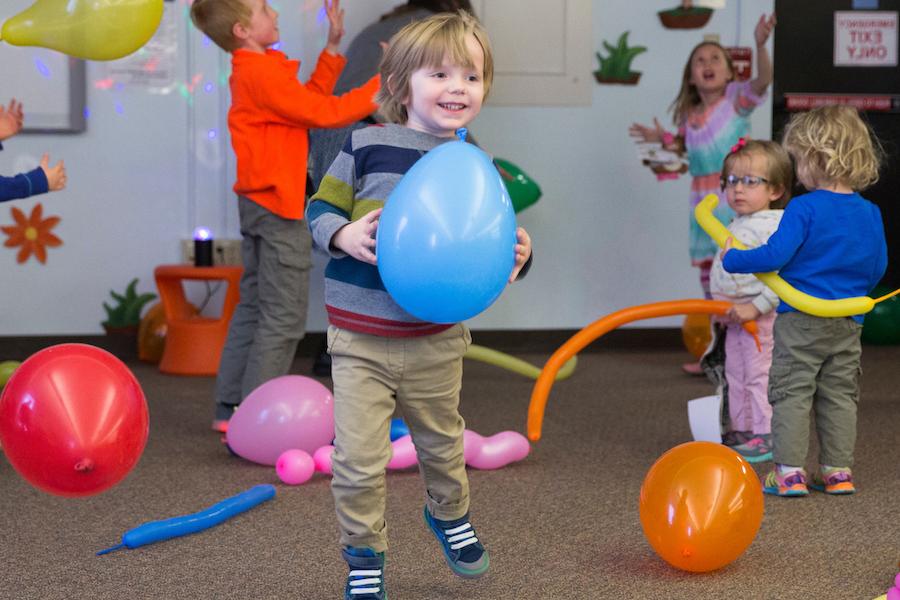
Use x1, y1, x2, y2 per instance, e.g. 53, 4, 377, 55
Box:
2, 203, 63, 264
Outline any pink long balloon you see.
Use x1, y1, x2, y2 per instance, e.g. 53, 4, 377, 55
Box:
310, 429, 529, 475
463, 429, 485, 463
467, 431, 530, 470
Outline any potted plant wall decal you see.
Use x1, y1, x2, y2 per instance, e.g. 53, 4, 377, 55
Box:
594, 32, 647, 85
658, 0, 713, 30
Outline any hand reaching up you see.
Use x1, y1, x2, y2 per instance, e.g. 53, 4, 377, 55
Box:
754, 13, 776, 47
40, 154, 67, 191
0, 98, 24, 141
324, 0, 345, 54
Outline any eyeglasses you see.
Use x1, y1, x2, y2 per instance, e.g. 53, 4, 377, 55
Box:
721, 174, 769, 189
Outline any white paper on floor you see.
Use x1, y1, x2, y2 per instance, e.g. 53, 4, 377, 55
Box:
687, 395, 722, 443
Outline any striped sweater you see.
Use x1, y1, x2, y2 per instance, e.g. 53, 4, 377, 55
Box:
307, 124, 457, 337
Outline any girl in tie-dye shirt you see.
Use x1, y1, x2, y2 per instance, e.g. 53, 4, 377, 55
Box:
630, 14, 775, 298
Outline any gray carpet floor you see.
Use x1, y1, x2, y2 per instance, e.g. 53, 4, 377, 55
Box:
1, 342, 898, 599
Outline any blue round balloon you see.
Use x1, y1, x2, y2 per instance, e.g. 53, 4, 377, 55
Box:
390, 418, 409, 441
376, 141, 517, 323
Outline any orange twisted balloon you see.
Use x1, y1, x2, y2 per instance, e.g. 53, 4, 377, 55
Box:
526, 299, 758, 442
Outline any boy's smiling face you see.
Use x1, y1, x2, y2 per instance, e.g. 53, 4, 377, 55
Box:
235, 0, 279, 53
403, 34, 485, 138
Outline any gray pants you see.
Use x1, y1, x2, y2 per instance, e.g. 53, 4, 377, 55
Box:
768, 312, 863, 468
328, 324, 471, 553
215, 197, 311, 411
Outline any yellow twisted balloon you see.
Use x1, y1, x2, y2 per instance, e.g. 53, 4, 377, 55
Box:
694, 194, 899, 317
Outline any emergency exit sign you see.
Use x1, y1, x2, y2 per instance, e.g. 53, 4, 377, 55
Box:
834, 11, 898, 66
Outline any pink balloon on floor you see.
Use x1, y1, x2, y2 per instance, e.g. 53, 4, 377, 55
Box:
276, 449, 315, 485
463, 429, 485, 463
387, 434, 418, 470
467, 431, 530, 470
226, 375, 334, 466
313, 445, 334, 475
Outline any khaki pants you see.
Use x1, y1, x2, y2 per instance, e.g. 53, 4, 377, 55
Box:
327, 323, 471, 552
768, 312, 863, 468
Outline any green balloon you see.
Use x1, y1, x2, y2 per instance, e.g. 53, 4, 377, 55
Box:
494, 158, 542, 214
0, 360, 22, 389
862, 285, 900, 345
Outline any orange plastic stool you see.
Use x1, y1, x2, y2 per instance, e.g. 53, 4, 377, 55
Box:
154, 264, 243, 376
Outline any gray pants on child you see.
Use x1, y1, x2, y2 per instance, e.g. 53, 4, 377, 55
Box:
215, 196, 311, 411
328, 323, 472, 553
768, 312, 863, 468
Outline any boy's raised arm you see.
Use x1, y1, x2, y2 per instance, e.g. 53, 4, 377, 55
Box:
252, 69, 380, 129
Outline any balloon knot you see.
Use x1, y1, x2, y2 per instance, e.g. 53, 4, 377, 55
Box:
455, 127, 468, 142
74, 459, 95, 472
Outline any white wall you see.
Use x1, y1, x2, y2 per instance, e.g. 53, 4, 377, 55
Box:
0, 0, 772, 335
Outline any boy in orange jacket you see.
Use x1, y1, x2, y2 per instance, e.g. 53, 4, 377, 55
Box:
190, 0, 380, 431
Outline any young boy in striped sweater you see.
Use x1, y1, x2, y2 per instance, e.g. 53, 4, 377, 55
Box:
307, 11, 531, 600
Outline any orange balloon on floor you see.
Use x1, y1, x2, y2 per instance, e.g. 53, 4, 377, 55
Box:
639, 441, 763, 572
0, 344, 149, 497
681, 313, 711, 359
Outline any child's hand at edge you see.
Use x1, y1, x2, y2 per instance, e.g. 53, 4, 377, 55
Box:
509, 227, 532, 283
40, 154, 67, 191
332, 208, 381, 265
754, 13, 776, 47
0, 98, 24, 142
324, 0, 345, 55
727, 302, 761, 323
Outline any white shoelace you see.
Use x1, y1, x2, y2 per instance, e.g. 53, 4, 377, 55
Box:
444, 522, 479, 550
349, 568, 382, 595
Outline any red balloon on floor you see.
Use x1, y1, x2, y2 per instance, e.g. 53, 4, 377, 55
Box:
0, 344, 149, 497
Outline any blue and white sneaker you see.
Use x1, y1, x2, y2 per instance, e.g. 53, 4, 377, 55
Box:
423, 507, 490, 579
342, 547, 386, 600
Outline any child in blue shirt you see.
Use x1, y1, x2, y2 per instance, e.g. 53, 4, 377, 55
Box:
722, 105, 887, 497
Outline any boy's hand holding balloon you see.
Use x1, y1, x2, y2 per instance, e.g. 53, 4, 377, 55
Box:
509, 227, 532, 283
332, 208, 381, 265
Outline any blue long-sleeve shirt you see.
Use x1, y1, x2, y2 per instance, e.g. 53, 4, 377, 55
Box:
0, 142, 49, 202
722, 189, 887, 323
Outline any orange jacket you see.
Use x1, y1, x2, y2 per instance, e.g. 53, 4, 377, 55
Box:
228, 49, 380, 219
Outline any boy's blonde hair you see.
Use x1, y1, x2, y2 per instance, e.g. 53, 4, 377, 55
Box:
782, 105, 883, 191
376, 11, 493, 124
669, 41, 735, 125
721, 139, 794, 209
190, 0, 251, 53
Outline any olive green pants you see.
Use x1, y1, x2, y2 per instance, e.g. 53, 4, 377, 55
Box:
328, 323, 471, 553
768, 312, 863, 468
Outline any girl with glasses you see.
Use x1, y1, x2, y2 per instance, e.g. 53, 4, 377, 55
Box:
707, 138, 793, 462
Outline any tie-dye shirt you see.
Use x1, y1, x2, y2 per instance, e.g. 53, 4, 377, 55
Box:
680, 80, 766, 264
